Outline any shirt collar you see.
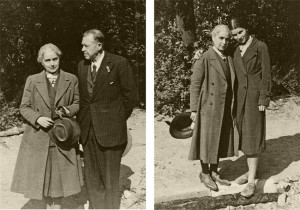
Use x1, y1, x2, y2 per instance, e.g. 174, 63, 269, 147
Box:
45, 70, 59, 79
213, 46, 227, 60
239, 36, 253, 50
92, 51, 105, 71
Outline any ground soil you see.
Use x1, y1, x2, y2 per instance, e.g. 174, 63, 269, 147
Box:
0, 109, 146, 209
155, 96, 300, 209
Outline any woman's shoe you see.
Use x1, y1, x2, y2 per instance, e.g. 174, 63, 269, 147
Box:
211, 171, 231, 186
235, 172, 249, 185
241, 182, 256, 198
199, 172, 218, 191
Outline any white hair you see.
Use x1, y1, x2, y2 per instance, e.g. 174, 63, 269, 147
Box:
37, 43, 62, 63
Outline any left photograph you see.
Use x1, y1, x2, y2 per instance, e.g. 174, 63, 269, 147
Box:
0, 0, 145, 209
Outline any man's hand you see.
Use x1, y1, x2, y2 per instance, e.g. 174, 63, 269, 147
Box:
258, 105, 266, 112
36, 117, 54, 128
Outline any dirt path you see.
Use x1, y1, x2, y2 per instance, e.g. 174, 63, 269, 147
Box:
0, 109, 145, 209
155, 96, 300, 209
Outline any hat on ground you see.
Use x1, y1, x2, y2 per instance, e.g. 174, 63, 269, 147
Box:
123, 128, 132, 157
168, 112, 193, 139
49, 117, 80, 149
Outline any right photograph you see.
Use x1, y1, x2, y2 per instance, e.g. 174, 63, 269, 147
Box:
154, 0, 300, 209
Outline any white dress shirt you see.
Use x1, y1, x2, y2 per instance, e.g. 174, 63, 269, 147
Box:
91, 51, 105, 72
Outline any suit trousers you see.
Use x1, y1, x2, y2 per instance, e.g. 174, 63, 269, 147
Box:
83, 125, 126, 209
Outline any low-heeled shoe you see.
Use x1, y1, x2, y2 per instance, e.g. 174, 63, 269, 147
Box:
211, 171, 231, 186
241, 182, 256, 198
199, 172, 218, 191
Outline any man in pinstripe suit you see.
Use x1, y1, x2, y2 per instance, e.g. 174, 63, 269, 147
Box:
77, 29, 136, 209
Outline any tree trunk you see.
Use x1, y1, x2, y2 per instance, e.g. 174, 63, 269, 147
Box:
155, 193, 280, 209
174, 0, 196, 53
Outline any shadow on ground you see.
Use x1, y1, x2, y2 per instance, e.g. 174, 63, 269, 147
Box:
219, 133, 300, 181
21, 164, 134, 209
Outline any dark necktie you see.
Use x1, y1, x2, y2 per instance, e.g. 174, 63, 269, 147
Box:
91, 64, 97, 81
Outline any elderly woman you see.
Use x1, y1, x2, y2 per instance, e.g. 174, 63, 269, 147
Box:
228, 17, 271, 198
189, 25, 238, 191
11, 43, 83, 208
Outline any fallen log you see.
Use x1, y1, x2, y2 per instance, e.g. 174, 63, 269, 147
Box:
0, 126, 25, 137
155, 193, 280, 209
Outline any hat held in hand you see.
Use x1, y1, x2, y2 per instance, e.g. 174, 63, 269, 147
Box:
49, 107, 80, 149
167, 112, 193, 139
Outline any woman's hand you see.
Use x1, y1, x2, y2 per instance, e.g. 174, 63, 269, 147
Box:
193, 49, 204, 60
190, 112, 197, 130
36, 117, 54, 128
190, 112, 197, 122
258, 105, 266, 112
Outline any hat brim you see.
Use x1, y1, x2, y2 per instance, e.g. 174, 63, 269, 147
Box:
48, 117, 80, 149
169, 112, 193, 139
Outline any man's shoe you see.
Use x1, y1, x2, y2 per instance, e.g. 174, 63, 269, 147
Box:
241, 182, 256, 198
199, 172, 218, 191
211, 171, 231, 186
235, 172, 249, 185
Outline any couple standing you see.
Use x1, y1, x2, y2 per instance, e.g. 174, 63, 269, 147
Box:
10, 29, 136, 209
189, 17, 271, 198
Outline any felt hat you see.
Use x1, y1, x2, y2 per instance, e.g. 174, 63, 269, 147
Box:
168, 112, 193, 139
49, 117, 80, 149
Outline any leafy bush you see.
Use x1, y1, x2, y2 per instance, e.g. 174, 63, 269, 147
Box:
155, 0, 300, 116
155, 22, 192, 116
0, 96, 23, 132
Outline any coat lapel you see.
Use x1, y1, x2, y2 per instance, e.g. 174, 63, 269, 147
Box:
35, 71, 51, 109
234, 47, 247, 74
209, 48, 226, 81
91, 52, 113, 99
242, 38, 258, 64
227, 56, 235, 91
55, 70, 71, 105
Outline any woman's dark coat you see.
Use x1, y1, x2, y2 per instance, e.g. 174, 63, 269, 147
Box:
11, 70, 83, 200
188, 47, 239, 163
232, 38, 271, 155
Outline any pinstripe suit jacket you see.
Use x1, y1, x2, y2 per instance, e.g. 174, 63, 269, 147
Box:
77, 51, 136, 147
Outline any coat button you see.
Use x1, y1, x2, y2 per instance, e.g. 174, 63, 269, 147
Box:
244, 86, 247, 89
210, 102, 213, 105
210, 93, 213, 95
244, 74, 247, 77
211, 82, 214, 85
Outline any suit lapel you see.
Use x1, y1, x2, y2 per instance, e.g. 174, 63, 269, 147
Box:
81, 60, 90, 96
55, 70, 71, 105
35, 71, 51, 109
234, 47, 247, 74
209, 48, 226, 81
91, 52, 112, 99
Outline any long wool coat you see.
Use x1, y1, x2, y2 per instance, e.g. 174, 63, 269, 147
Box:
11, 70, 83, 200
188, 47, 239, 163
232, 38, 271, 155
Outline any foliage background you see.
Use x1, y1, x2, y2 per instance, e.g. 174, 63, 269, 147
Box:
155, 0, 300, 116
0, 0, 145, 131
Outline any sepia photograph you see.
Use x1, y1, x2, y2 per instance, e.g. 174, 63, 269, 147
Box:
0, 0, 145, 209
154, 0, 300, 209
